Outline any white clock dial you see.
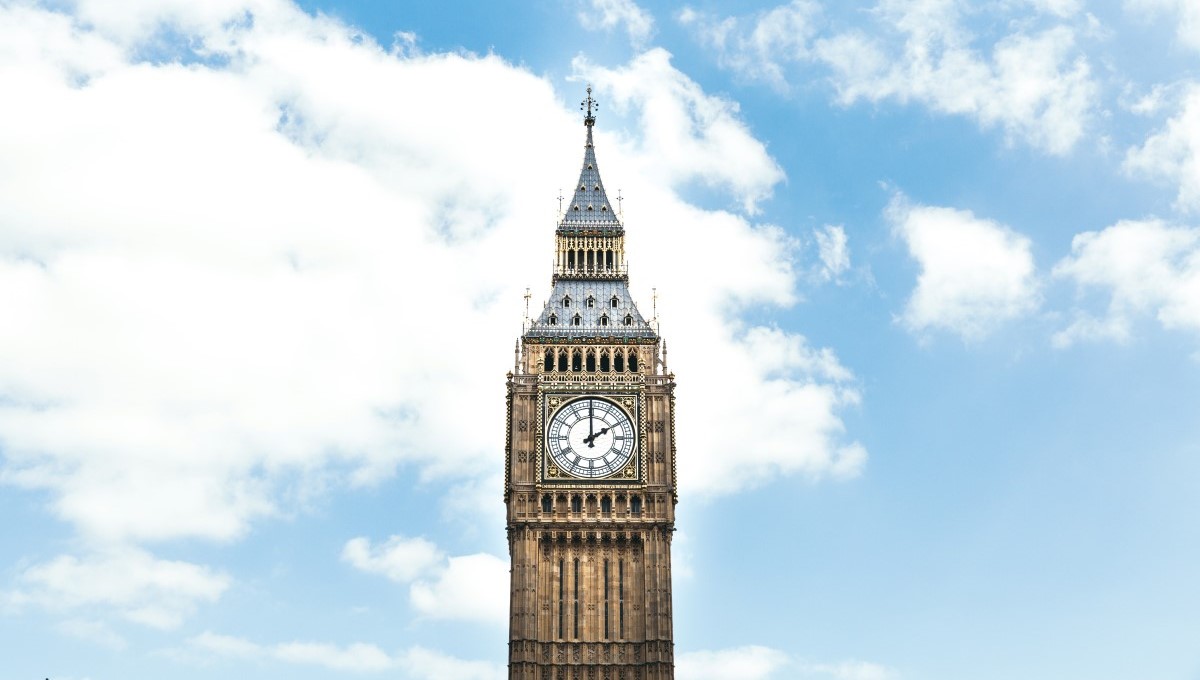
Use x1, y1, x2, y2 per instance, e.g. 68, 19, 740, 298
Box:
546, 397, 636, 479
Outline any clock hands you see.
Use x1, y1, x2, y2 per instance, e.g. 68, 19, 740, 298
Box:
588, 400, 595, 447
583, 426, 612, 446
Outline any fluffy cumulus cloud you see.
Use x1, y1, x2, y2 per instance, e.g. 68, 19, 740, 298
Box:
1053, 219, 1200, 346
0, 0, 862, 634
576, 48, 786, 214
577, 0, 655, 47
1125, 83, 1200, 212
5, 547, 229, 630
188, 632, 504, 678
342, 535, 508, 624
889, 196, 1040, 339
678, 0, 1097, 153
815, 1, 1096, 154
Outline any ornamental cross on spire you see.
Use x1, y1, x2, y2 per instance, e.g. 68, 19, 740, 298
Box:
581, 85, 597, 127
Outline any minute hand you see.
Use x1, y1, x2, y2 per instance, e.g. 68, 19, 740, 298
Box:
583, 426, 612, 446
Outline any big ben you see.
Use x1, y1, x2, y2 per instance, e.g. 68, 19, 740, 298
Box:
505, 89, 676, 680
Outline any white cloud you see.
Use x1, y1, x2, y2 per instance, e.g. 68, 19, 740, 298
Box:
6, 548, 229, 629
678, 1, 821, 90
814, 224, 851, 281
678, 1, 1097, 153
1125, 83, 1200, 212
188, 632, 504, 678
0, 0, 863, 625
1053, 219, 1200, 345
575, 48, 786, 214
342, 536, 508, 625
816, 5, 1095, 154
341, 535, 444, 583
578, 0, 655, 47
1126, 0, 1200, 51
889, 196, 1040, 339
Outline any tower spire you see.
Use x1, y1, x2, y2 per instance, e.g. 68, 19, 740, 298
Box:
561, 86, 620, 231
581, 84, 597, 128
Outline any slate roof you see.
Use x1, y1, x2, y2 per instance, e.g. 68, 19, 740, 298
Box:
525, 279, 656, 340
525, 98, 656, 342
558, 123, 622, 233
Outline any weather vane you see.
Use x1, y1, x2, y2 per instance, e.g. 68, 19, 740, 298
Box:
581, 85, 598, 126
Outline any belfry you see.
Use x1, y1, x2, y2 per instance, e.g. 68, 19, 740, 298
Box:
504, 88, 677, 680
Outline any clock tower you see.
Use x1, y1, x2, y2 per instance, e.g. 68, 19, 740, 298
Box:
505, 89, 676, 680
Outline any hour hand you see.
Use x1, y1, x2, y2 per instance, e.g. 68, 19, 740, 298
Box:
583, 426, 611, 445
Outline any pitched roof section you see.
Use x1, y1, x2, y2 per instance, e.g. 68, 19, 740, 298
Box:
525, 279, 656, 341
559, 98, 621, 233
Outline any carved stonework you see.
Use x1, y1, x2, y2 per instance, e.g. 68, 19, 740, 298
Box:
507, 95, 675, 680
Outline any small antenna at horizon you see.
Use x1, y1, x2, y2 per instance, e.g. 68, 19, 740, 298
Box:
556, 189, 564, 218
616, 189, 624, 219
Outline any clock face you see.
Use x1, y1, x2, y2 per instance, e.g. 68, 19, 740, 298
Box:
546, 397, 636, 479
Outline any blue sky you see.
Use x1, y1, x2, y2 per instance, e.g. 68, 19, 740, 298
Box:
1, 1, 1199, 679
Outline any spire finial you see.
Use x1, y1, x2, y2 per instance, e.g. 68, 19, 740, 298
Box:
581, 85, 597, 127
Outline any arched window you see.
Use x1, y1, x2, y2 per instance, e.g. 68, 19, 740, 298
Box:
548, 314, 557, 325
600, 351, 610, 372
543, 349, 553, 371
541, 494, 552, 513
586, 351, 596, 372
599, 315, 609, 326
629, 351, 639, 372
600, 496, 612, 515
630, 496, 642, 516
572, 314, 582, 326
558, 350, 568, 372
571, 495, 582, 513
563, 296, 571, 308
623, 315, 633, 326
611, 296, 619, 308
572, 350, 582, 372
567, 250, 575, 270
606, 250, 614, 269
586, 296, 595, 308
614, 351, 624, 372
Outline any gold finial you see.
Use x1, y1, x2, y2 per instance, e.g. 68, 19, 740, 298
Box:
581, 85, 598, 127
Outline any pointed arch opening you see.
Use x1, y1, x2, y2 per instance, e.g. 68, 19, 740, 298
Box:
586, 351, 596, 372
558, 350, 568, 372
614, 350, 624, 373
599, 351, 610, 372
543, 349, 553, 371
629, 351, 639, 372
572, 350, 582, 372
563, 296, 571, 308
